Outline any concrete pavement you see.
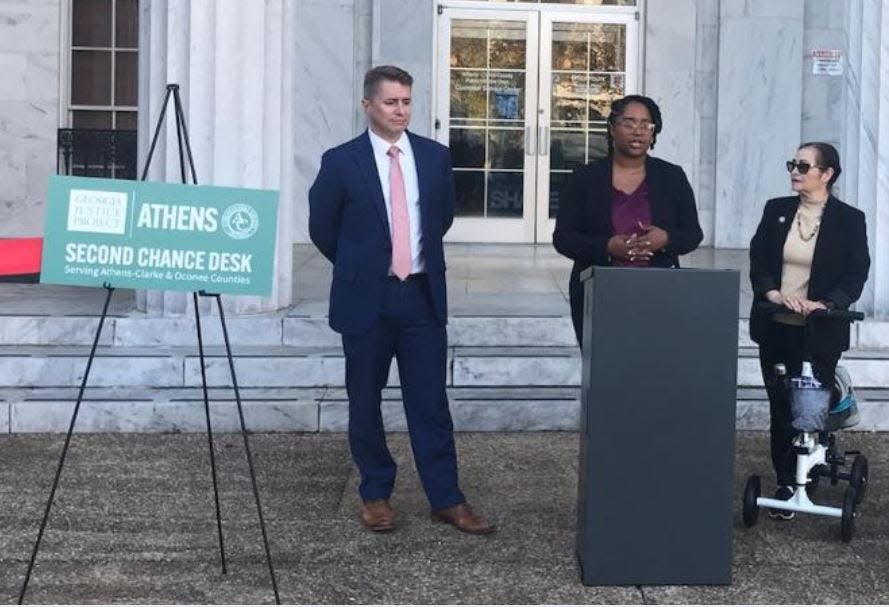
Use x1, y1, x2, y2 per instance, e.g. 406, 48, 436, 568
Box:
1, 431, 888, 604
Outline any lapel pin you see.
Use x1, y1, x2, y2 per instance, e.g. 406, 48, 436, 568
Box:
778, 216, 786, 223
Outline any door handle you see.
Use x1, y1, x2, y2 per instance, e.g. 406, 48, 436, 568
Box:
525, 126, 536, 156
538, 126, 550, 156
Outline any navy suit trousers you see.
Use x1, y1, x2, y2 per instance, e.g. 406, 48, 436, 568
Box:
341, 276, 464, 511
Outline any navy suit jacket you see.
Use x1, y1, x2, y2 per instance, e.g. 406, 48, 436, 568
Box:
309, 130, 455, 336
748, 195, 870, 353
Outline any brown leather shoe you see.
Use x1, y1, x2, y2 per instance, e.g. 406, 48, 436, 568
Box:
431, 502, 495, 535
360, 499, 395, 532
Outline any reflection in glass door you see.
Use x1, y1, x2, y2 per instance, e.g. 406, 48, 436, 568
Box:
436, 5, 638, 243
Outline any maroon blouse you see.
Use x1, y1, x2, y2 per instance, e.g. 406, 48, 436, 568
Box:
610, 180, 652, 267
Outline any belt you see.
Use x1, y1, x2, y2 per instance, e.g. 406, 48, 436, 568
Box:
387, 273, 427, 282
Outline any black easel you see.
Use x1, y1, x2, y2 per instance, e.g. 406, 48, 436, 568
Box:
19, 84, 280, 605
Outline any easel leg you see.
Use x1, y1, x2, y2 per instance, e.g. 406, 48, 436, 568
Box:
205, 292, 280, 604
138, 82, 279, 602
18, 284, 115, 604
193, 292, 227, 574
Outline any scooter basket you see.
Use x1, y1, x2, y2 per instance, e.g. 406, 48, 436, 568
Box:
790, 385, 832, 432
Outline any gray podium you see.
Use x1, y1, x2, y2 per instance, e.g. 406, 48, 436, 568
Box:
576, 266, 739, 586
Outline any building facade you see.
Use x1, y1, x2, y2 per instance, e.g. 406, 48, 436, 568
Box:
1, 0, 887, 316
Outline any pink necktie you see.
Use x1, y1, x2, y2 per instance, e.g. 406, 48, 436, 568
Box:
387, 145, 411, 280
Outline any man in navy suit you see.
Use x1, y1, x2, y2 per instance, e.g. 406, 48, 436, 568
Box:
309, 65, 493, 535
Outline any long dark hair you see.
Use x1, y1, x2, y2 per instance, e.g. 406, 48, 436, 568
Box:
606, 95, 663, 155
799, 141, 842, 190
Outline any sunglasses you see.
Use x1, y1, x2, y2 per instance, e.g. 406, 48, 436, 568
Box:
786, 160, 824, 175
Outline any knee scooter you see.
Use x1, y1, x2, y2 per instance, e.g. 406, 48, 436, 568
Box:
742, 307, 868, 542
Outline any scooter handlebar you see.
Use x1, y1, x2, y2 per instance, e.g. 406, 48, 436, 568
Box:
809, 308, 865, 322
756, 301, 864, 322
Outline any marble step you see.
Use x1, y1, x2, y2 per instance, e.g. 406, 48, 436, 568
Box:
1, 386, 888, 434
0, 315, 575, 348
454, 347, 889, 389
1, 345, 888, 390
2, 314, 889, 349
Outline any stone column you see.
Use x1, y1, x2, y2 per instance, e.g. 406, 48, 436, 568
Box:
644, 0, 702, 239
876, 1, 889, 319
842, 0, 889, 318
291, 0, 372, 247
137, 0, 296, 314
800, 0, 846, 141
692, 0, 720, 247
713, 1, 805, 248
0, 0, 60, 238
372, 0, 435, 138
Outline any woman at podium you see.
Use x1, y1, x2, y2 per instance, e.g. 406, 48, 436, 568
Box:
749, 142, 870, 518
552, 95, 704, 346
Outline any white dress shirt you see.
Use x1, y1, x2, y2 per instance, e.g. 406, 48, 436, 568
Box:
368, 129, 425, 274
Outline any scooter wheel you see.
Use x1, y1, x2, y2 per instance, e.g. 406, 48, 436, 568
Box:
840, 486, 857, 542
850, 455, 868, 505
743, 475, 761, 527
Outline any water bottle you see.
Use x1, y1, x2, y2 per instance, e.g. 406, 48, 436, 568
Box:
790, 360, 829, 432
791, 361, 822, 389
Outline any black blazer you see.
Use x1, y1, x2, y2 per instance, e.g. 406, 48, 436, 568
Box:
552, 155, 703, 342
748, 195, 870, 353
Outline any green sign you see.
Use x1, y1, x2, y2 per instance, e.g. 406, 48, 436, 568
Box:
41, 176, 278, 296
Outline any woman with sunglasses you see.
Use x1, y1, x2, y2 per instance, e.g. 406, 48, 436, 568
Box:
748, 142, 870, 519
553, 94, 703, 346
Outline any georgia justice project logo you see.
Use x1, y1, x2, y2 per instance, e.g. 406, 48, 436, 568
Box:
221, 203, 259, 240
66, 189, 128, 235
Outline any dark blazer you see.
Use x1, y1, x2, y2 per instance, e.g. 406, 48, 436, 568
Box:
309, 130, 455, 335
749, 195, 870, 353
552, 155, 703, 342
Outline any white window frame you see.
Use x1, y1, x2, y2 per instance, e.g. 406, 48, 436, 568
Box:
60, 0, 139, 130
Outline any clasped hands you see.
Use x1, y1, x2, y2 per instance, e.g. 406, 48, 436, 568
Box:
765, 290, 827, 316
607, 222, 669, 262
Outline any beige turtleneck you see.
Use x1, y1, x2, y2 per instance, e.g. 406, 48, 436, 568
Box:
776, 196, 828, 325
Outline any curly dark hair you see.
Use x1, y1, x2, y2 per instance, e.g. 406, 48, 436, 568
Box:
605, 95, 663, 155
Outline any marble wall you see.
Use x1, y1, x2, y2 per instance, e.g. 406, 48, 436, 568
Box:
644, 0, 698, 206
291, 0, 372, 245
714, 1, 805, 248
0, 0, 61, 237
800, 0, 846, 149
643, 0, 719, 245
372, 0, 435, 139
289, 0, 431, 245
692, 0, 719, 246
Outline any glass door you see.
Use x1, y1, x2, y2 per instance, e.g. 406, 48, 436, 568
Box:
436, 9, 539, 242
536, 12, 638, 240
436, 4, 639, 243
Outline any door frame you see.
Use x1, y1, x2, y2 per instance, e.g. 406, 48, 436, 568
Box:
433, 1, 644, 243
